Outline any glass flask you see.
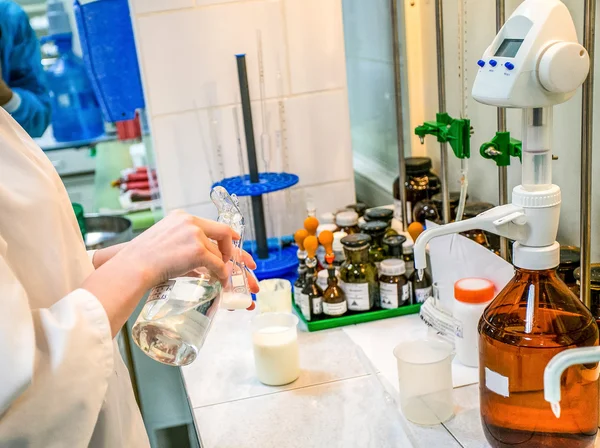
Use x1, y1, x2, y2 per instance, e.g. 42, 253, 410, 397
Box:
478, 267, 599, 448
132, 186, 251, 366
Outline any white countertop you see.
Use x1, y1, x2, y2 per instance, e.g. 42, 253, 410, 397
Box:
181, 310, 600, 448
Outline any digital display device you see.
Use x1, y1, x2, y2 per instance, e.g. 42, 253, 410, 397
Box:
494, 39, 524, 58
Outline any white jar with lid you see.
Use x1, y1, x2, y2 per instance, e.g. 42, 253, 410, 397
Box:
453, 278, 495, 367
336, 211, 359, 234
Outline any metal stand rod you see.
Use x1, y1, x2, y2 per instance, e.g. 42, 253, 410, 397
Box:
236, 54, 269, 259
434, 0, 450, 224
391, 0, 407, 232
580, 0, 595, 309
496, 0, 510, 261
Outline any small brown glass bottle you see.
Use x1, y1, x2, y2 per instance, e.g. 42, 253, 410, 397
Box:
322, 267, 347, 317
432, 191, 463, 221
293, 259, 307, 307
393, 157, 439, 224
300, 260, 323, 322
409, 268, 432, 304
412, 200, 440, 226
383, 234, 407, 259
379, 259, 410, 309
359, 220, 387, 268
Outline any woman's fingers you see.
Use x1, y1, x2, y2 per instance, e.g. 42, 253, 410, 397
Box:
199, 250, 228, 283
195, 217, 240, 240
247, 269, 259, 293
241, 250, 257, 270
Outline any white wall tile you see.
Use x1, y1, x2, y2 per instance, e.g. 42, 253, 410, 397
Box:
181, 201, 218, 220
284, 0, 347, 94
285, 91, 353, 187
136, 1, 289, 116
130, 0, 194, 15
151, 111, 215, 209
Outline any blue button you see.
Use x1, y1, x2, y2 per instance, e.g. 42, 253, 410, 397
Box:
489, 59, 498, 67
505, 62, 515, 70
477, 59, 485, 67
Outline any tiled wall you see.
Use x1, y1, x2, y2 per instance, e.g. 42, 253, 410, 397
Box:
129, 0, 355, 234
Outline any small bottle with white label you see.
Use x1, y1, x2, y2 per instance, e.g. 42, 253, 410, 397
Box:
409, 268, 432, 304
299, 236, 323, 321
323, 267, 347, 317
453, 278, 495, 367
339, 233, 378, 312
379, 259, 410, 309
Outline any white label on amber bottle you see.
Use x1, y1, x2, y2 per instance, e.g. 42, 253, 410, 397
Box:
323, 301, 347, 316
293, 285, 302, 304
380, 282, 399, 309
485, 367, 509, 397
299, 293, 311, 321
401, 283, 411, 304
414, 286, 433, 304
341, 282, 371, 311
312, 296, 323, 315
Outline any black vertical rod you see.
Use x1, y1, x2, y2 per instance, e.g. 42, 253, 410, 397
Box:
236, 54, 269, 259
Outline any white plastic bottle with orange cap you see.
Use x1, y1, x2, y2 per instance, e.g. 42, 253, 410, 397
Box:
453, 278, 495, 367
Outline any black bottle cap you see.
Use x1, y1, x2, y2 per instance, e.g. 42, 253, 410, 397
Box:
406, 157, 432, 175
463, 202, 495, 219
345, 203, 368, 217
574, 264, 600, 285
383, 234, 407, 247
560, 246, 581, 268
341, 233, 371, 249
359, 220, 388, 235
364, 208, 394, 222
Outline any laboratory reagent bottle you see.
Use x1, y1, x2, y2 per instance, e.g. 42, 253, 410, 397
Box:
379, 259, 410, 309
322, 267, 347, 317
339, 234, 378, 312
479, 262, 599, 448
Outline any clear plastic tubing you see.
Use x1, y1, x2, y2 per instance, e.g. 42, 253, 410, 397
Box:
522, 107, 553, 191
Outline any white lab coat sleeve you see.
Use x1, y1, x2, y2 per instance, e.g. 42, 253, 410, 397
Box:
0, 252, 114, 446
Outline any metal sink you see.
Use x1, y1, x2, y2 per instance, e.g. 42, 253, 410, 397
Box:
85, 215, 133, 249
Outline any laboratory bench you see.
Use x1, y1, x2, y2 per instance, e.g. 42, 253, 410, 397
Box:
182, 311, 600, 448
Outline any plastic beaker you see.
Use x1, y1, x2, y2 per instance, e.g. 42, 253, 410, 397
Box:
256, 279, 292, 313
393, 339, 454, 425
251, 313, 300, 386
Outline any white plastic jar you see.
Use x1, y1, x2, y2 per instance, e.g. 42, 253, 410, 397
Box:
453, 278, 495, 367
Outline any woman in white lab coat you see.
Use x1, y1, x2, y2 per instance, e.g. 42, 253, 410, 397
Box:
0, 108, 258, 447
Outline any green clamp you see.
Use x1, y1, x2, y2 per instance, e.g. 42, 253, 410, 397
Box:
480, 132, 522, 167
414, 112, 471, 159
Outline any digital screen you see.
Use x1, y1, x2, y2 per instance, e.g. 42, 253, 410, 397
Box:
494, 39, 524, 58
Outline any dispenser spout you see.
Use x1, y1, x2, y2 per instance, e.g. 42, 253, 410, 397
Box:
544, 346, 600, 418
413, 203, 528, 271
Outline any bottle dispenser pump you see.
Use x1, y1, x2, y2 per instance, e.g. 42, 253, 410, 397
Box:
414, 1, 598, 446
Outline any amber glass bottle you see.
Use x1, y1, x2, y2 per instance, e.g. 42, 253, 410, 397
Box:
478, 267, 599, 448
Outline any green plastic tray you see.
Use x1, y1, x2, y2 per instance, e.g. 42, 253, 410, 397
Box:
293, 302, 422, 331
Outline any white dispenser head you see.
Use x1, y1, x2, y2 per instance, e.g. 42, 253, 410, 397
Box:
472, 0, 589, 108
414, 0, 589, 274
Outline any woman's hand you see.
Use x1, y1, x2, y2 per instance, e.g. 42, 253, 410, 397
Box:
115, 210, 256, 286
82, 211, 258, 336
